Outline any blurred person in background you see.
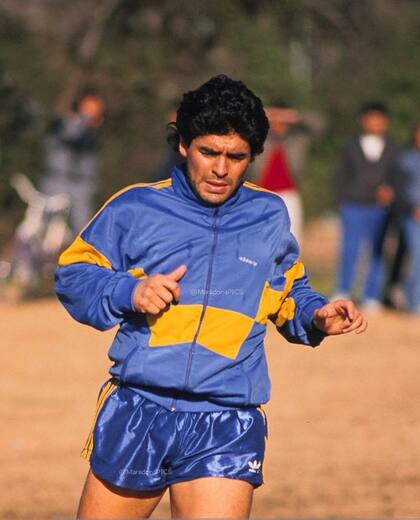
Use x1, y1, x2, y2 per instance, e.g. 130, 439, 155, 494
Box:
252, 103, 326, 242
153, 108, 183, 181
40, 92, 104, 234
332, 102, 400, 310
397, 120, 420, 315
382, 149, 409, 311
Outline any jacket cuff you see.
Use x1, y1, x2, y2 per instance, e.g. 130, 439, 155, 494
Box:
301, 297, 329, 335
112, 274, 142, 314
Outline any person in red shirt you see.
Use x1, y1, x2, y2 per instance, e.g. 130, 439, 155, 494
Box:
254, 105, 325, 241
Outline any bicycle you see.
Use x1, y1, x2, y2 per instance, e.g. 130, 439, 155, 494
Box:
0, 173, 72, 299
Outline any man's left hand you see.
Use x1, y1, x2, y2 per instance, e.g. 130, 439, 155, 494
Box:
312, 299, 368, 335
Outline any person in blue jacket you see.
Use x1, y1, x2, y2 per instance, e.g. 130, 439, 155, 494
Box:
55, 75, 367, 519
398, 120, 420, 314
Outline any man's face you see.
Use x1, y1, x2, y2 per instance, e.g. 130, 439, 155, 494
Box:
269, 118, 288, 136
179, 133, 252, 205
360, 111, 389, 135
78, 96, 104, 128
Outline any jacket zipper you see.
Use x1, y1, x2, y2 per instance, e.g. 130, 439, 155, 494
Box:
169, 207, 219, 411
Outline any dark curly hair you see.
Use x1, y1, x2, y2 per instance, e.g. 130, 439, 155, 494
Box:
359, 101, 389, 116
168, 74, 269, 159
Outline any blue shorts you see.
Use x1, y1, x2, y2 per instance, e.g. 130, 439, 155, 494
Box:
81, 379, 267, 490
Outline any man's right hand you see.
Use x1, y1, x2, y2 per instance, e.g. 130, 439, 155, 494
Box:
132, 265, 187, 315
375, 184, 394, 206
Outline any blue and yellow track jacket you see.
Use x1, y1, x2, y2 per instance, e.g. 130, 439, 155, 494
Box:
55, 166, 328, 411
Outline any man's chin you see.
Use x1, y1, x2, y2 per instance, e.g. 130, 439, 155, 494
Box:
199, 191, 230, 206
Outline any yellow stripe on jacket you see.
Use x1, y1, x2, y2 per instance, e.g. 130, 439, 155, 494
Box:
79, 178, 172, 234
58, 236, 113, 269
255, 261, 305, 326
58, 236, 148, 282
147, 304, 254, 359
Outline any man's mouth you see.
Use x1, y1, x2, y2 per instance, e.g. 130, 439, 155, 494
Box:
205, 180, 229, 193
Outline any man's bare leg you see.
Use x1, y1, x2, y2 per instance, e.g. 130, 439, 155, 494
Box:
77, 469, 166, 519
169, 477, 254, 518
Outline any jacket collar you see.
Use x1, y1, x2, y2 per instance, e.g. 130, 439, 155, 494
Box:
171, 163, 243, 213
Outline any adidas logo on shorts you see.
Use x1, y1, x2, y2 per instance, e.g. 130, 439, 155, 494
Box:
248, 459, 261, 473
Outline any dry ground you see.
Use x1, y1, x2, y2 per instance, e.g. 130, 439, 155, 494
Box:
1, 220, 420, 519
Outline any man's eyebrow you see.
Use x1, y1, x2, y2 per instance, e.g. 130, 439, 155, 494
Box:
227, 151, 248, 159
199, 146, 219, 154
198, 146, 248, 158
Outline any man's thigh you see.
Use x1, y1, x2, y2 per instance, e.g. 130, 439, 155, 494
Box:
77, 469, 166, 519
169, 477, 254, 519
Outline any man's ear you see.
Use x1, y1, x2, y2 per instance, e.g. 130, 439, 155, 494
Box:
178, 139, 188, 158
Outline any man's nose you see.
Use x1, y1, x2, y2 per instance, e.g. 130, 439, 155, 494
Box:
212, 155, 228, 177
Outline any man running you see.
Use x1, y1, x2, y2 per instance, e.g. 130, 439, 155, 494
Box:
55, 74, 367, 519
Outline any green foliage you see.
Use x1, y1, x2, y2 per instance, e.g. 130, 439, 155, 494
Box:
0, 15, 47, 189
221, 10, 312, 106
302, 138, 336, 219
1, 0, 420, 224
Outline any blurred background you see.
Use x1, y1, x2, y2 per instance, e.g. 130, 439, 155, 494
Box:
1, 0, 420, 227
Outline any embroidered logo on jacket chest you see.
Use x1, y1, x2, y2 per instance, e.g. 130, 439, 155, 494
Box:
238, 256, 258, 267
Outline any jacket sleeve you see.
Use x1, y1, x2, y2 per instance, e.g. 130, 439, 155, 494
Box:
55, 195, 141, 331
269, 213, 329, 347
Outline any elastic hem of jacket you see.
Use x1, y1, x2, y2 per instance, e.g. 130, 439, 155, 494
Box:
117, 382, 262, 412
112, 275, 142, 314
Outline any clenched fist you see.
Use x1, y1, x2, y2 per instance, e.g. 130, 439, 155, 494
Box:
133, 265, 187, 315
